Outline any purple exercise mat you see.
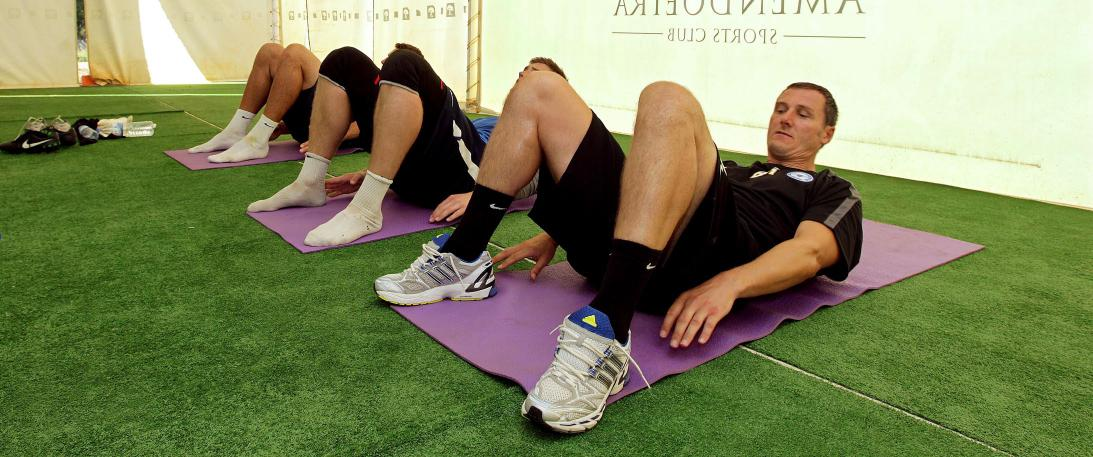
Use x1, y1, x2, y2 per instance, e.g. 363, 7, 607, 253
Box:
248, 192, 536, 253
393, 220, 983, 403
164, 140, 359, 170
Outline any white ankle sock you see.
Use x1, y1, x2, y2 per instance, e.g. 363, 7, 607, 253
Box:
208, 114, 278, 163
247, 153, 329, 213
303, 171, 392, 246
188, 109, 253, 153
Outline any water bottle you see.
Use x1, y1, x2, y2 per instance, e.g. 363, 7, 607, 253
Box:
126, 121, 156, 137
77, 125, 99, 140
98, 116, 131, 137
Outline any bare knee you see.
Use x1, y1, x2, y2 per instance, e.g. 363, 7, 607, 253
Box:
256, 42, 285, 65
505, 71, 571, 108
637, 81, 702, 126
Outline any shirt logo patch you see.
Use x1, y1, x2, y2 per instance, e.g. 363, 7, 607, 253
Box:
787, 171, 814, 183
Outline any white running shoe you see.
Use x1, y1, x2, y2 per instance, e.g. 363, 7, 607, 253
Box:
521, 305, 649, 433
374, 233, 496, 306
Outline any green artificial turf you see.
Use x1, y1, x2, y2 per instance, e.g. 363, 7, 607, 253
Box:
0, 85, 1090, 456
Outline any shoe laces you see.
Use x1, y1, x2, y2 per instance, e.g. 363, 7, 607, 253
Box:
548, 325, 651, 397
22, 117, 45, 132
48, 116, 71, 132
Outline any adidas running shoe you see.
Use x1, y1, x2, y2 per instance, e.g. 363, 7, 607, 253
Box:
521, 305, 648, 434
0, 117, 61, 154
46, 116, 78, 147
374, 233, 497, 305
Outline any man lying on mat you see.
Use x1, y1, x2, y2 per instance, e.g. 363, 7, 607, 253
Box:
187, 43, 362, 163
247, 44, 565, 247
374, 78, 864, 433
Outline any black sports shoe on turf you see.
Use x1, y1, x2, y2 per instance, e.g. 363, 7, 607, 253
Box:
0, 118, 62, 154
47, 116, 78, 147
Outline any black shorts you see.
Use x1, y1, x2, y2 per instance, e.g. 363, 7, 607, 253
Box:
529, 118, 742, 313
282, 85, 315, 144
319, 47, 484, 207
528, 113, 625, 284
636, 159, 745, 314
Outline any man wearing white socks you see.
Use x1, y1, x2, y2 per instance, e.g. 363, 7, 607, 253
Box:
187, 43, 360, 163
248, 44, 564, 247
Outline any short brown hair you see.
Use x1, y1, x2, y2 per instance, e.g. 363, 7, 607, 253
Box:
529, 57, 566, 80
389, 43, 424, 59
786, 82, 838, 127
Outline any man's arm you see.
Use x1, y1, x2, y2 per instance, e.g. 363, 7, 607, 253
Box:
660, 220, 840, 348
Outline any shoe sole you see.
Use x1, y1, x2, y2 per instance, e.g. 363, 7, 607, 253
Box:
375, 283, 494, 306
520, 375, 628, 434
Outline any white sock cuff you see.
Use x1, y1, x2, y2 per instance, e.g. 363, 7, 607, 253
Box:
235, 108, 256, 119
256, 114, 278, 129
304, 152, 331, 164
365, 170, 394, 185
299, 153, 331, 183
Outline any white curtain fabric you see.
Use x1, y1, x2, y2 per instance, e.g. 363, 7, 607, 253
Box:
479, 0, 1092, 209
85, 0, 151, 84
0, 1, 78, 88
297, 0, 374, 61
159, 1, 272, 81
373, 0, 469, 101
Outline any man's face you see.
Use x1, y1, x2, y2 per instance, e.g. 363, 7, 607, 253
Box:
518, 62, 552, 80
766, 88, 834, 162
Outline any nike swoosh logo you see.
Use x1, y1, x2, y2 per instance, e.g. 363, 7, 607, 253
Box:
645, 263, 656, 270
22, 139, 51, 149
489, 204, 505, 210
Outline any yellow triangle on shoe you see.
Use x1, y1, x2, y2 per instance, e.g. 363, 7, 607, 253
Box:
582, 315, 598, 327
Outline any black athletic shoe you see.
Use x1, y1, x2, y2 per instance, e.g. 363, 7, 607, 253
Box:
0, 118, 62, 154
47, 116, 78, 147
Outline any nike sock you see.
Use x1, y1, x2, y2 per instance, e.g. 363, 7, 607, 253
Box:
303, 171, 390, 247
188, 109, 253, 153
208, 114, 278, 163
440, 184, 514, 262
588, 239, 662, 343
247, 153, 328, 212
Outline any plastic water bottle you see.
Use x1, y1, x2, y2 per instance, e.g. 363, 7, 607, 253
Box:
126, 121, 156, 137
77, 125, 99, 140
98, 116, 131, 137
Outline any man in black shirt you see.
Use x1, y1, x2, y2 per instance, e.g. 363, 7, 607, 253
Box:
374, 75, 862, 433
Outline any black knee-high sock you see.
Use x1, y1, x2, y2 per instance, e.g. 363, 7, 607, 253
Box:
588, 239, 661, 343
441, 184, 514, 262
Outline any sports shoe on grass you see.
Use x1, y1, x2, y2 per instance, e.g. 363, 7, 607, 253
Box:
46, 116, 78, 147
521, 305, 649, 434
0, 117, 61, 154
374, 233, 496, 306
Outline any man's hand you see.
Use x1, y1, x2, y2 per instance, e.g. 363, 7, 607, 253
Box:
324, 171, 366, 198
298, 141, 310, 154
493, 232, 558, 280
660, 272, 739, 348
429, 192, 471, 222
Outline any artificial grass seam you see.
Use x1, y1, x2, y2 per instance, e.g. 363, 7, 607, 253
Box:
738, 346, 1014, 456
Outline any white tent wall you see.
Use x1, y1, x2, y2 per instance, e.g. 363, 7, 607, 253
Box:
157, 1, 272, 81
0, 2, 78, 89
479, 0, 1092, 209
295, 0, 374, 61
373, 0, 470, 101
86, 0, 152, 85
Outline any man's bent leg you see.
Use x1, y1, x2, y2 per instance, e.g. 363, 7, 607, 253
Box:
441, 71, 593, 261
248, 47, 377, 213
589, 81, 718, 335
305, 49, 435, 246
189, 43, 286, 153
211, 44, 321, 162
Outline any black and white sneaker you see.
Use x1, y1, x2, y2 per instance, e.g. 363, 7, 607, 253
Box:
0, 117, 61, 154
46, 116, 78, 147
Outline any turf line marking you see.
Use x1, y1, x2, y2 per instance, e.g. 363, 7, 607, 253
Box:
738, 346, 1014, 456
487, 240, 537, 267
0, 93, 242, 98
